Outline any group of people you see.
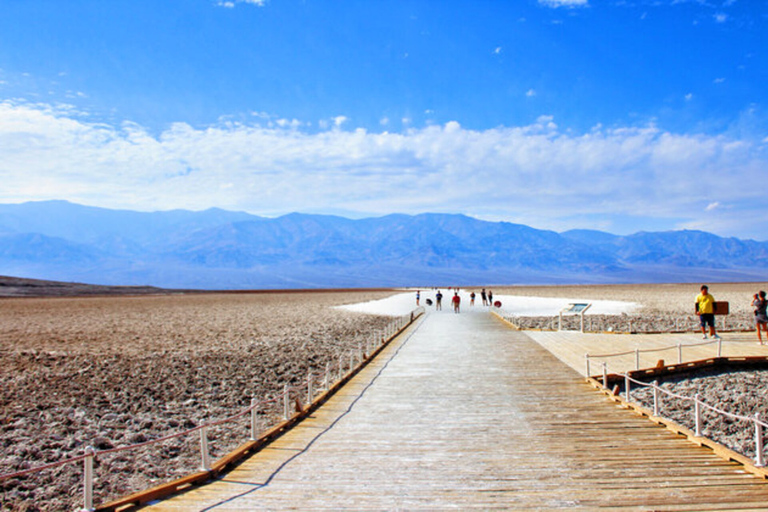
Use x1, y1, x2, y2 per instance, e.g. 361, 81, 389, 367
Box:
694, 284, 768, 344
416, 288, 496, 314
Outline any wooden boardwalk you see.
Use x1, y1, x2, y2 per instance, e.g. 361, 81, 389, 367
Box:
147, 311, 768, 510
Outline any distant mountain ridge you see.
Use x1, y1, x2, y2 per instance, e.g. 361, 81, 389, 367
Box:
0, 200, 765, 289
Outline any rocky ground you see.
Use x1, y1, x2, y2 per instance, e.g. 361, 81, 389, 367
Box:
0, 290, 395, 511
630, 369, 768, 461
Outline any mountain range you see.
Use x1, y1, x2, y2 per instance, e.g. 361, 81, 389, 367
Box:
0, 200, 766, 289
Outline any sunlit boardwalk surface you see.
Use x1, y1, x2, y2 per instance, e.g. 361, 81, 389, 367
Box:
148, 311, 768, 510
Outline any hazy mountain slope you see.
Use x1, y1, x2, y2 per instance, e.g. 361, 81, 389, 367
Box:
0, 201, 766, 289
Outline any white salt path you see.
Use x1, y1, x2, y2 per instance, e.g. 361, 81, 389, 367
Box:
339, 290, 637, 317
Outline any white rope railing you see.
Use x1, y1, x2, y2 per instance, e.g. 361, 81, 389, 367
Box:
585, 337, 723, 376
0, 307, 425, 511
593, 358, 768, 468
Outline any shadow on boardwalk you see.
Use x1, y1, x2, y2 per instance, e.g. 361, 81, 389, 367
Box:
148, 312, 768, 511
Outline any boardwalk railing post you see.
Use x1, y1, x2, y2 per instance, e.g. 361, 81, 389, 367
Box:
635, 349, 640, 371
82, 446, 95, 512
652, 381, 660, 417
677, 343, 682, 364
250, 397, 258, 441
602, 362, 608, 389
283, 384, 290, 420
307, 370, 313, 406
755, 413, 765, 467
324, 363, 330, 390
585, 354, 590, 378
717, 338, 722, 357
199, 427, 211, 471
624, 373, 631, 400
695, 394, 702, 437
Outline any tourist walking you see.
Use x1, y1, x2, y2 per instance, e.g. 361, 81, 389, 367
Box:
452, 292, 461, 313
481, 288, 487, 306
470, 291, 476, 306
488, 290, 493, 306
695, 285, 720, 340
435, 290, 443, 311
416, 290, 420, 306
753, 291, 768, 344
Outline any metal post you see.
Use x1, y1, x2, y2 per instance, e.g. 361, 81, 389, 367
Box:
338, 354, 344, 379
717, 337, 722, 357
82, 446, 95, 512
580, 312, 585, 333
677, 343, 682, 364
324, 363, 330, 390
652, 381, 660, 417
624, 373, 631, 400
635, 348, 640, 370
349, 352, 354, 372
602, 362, 608, 388
250, 397, 258, 441
283, 384, 290, 420
628, 320, 633, 333
756, 413, 765, 467
558, 312, 562, 331
585, 354, 590, 377
200, 427, 211, 471
694, 394, 702, 437
359, 342, 364, 361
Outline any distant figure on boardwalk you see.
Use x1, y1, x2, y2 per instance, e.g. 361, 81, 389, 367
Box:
452, 293, 461, 313
753, 291, 768, 344
416, 290, 420, 306
695, 285, 720, 340
435, 290, 443, 311
470, 291, 476, 306
481, 288, 488, 306
488, 290, 493, 306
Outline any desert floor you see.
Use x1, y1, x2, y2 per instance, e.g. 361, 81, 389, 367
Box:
2, 282, 767, 511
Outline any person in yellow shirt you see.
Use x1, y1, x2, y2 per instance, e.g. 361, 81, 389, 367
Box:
695, 285, 720, 340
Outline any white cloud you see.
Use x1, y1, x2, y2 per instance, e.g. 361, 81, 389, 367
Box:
526, 89, 537, 97
705, 202, 720, 211
713, 77, 726, 84
538, 0, 588, 7
216, 0, 265, 7
493, 47, 502, 55
685, 93, 693, 101
714, 13, 728, 23
1, 100, 767, 238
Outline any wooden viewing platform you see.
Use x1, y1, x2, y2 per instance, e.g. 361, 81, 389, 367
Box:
146, 310, 768, 510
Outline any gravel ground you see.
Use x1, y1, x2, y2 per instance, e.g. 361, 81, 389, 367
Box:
0, 291, 395, 511
631, 370, 768, 461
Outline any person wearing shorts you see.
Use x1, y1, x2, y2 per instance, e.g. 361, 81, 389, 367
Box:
452, 292, 461, 313
695, 285, 720, 340
753, 291, 768, 344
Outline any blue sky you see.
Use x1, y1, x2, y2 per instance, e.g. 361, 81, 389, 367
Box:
0, 0, 767, 239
